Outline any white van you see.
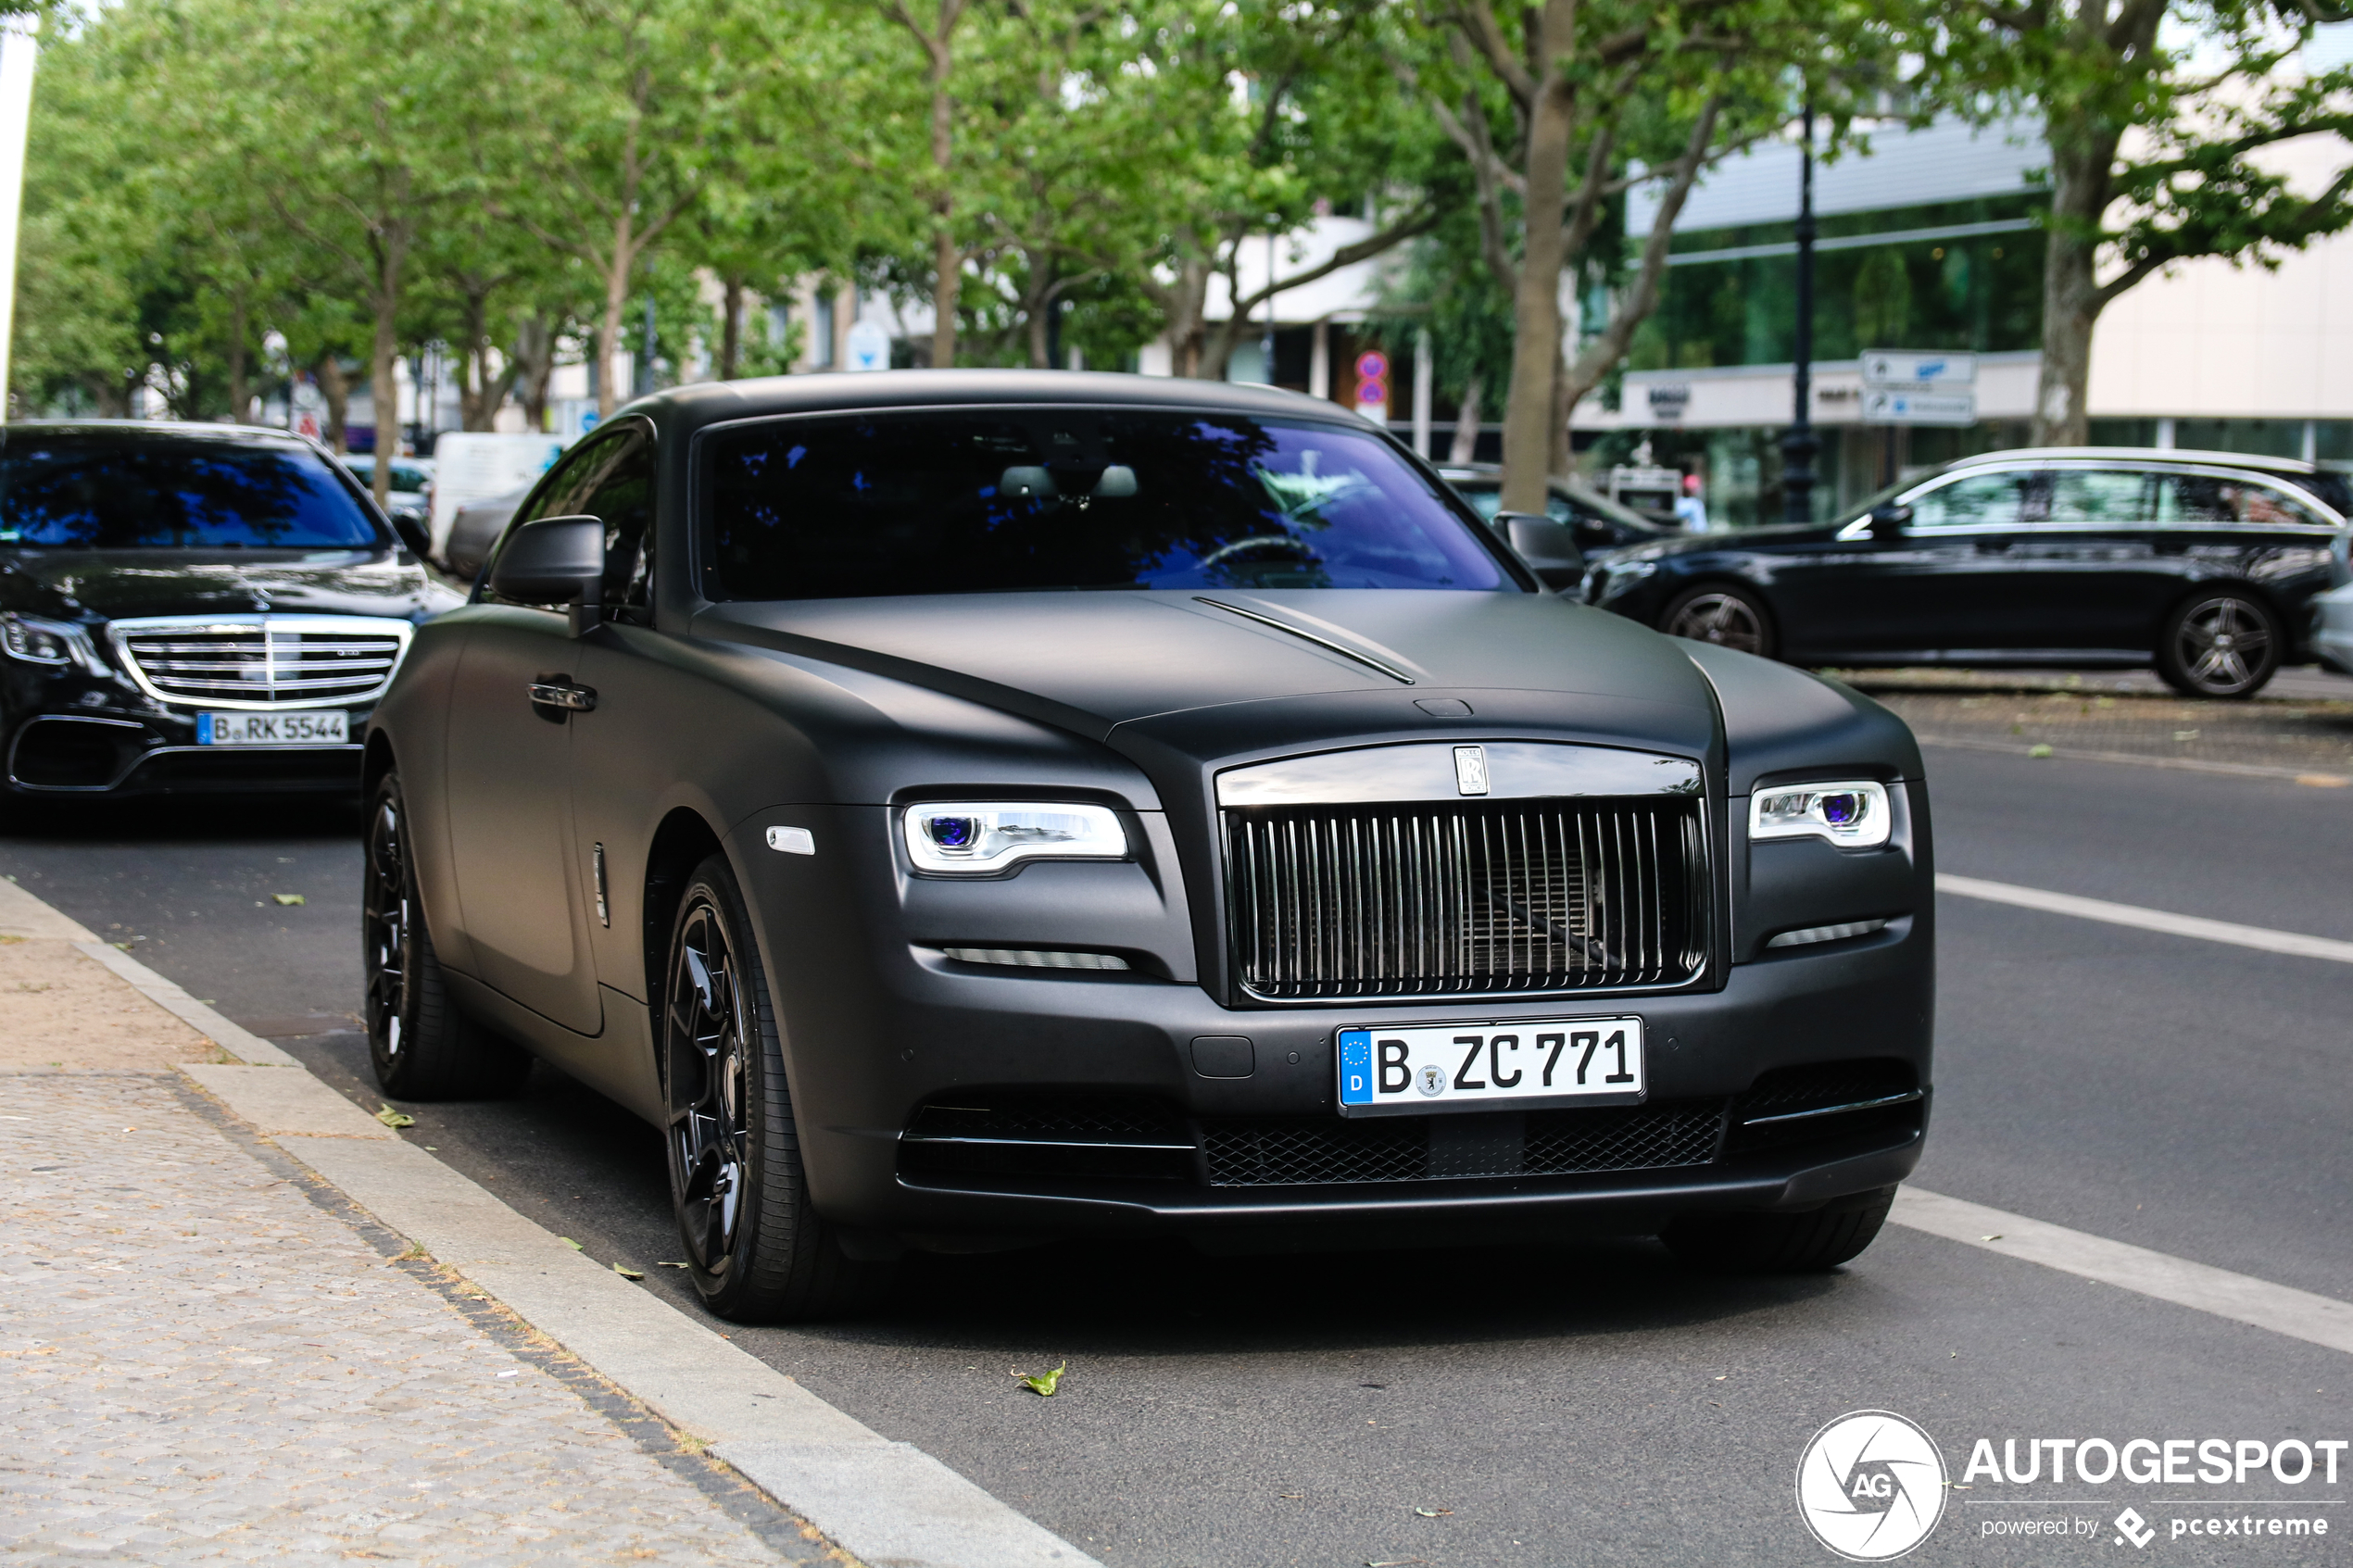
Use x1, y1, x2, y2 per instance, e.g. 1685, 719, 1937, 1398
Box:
426, 433, 570, 558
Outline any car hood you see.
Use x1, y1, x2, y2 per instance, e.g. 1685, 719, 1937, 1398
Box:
0, 548, 444, 623
698, 589, 1721, 771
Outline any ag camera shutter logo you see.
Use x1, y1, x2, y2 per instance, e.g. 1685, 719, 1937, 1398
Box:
1797, 1410, 1948, 1560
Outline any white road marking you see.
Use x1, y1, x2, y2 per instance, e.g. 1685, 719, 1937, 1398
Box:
1894, 1189, 2353, 1357
1937, 872, 2353, 965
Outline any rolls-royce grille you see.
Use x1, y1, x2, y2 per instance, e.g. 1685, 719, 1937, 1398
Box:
112, 617, 409, 708
1225, 799, 1707, 1000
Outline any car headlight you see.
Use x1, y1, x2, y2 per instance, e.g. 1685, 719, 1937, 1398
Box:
1749, 780, 1891, 848
902, 802, 1128, 873
1, 612, 82, 667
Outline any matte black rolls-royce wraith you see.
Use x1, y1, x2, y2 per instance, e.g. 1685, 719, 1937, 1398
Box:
362, 371, 1934, 1321
1, 422, 454, 800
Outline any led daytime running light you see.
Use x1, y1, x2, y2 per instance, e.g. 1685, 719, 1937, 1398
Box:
1748, 780, 1892, 848
902, 802, 1128, 873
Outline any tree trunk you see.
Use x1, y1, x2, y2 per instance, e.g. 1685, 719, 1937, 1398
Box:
598, 282, 627, 419
2032, 143, 2117, 446
317, 354, 351, 453
225, 289, 250, 424
1499, 74, 1576, 513
720, 276, 743, 381
1024, 260, 1054, 370
512, 315, 555, 432
370, 306, 400, 508
1449, 375, 1482, 463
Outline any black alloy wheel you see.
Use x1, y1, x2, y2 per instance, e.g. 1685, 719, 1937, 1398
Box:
1660, 584, 1777, 659
1661, 1185, 1895, 1273
661, 853, 884, 1321
2156, 592, 2281, 698
362, 771, 530, 1100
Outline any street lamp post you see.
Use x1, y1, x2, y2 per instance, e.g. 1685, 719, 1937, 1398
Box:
1781, 103, 1819, 523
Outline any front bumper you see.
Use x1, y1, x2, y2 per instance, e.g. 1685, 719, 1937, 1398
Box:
4, 687, 369, 797
737, 801, 1933, 1246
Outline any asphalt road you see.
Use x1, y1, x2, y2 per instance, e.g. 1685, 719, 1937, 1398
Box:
6, 741, 2348, 1568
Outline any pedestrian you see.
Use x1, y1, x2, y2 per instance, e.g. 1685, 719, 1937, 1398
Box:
1673, 471, 1709, 533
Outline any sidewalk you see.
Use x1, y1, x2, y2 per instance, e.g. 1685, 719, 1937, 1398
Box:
0, 875, 1098, 1568
0, 881, 840, 1565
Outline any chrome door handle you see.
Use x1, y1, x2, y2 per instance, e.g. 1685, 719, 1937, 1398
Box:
528, 681, 597, 712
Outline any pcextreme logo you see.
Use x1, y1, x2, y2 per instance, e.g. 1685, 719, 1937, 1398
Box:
1797, 1410, 1950, 1561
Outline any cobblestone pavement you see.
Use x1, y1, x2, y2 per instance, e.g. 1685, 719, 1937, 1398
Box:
1831, 670, 2353, 777
0, 1071, 827, 1565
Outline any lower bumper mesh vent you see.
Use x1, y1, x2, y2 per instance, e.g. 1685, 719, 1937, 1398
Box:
1201, 1103, 1728, 1187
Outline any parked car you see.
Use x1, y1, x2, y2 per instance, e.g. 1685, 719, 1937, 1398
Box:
1584, 448, 2350, 697
1440, 463, 1678, 555
2310, 530, 2353, 676
363, 370, 1932, 1321
0, 422, 458, 799
2027, 445, 2353, 519
441, 483, 530, 583
342, 454, 436, 538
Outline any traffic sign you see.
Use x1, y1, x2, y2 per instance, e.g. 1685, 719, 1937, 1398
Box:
1862, 389, 1977, 426
1860, 350, 1977, 391
846, 320, 890, 372
1355, 350, 1389, 382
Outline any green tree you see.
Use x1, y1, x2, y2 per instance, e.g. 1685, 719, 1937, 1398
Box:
1908, 1, 2353, 444
1404, 0, 1893, 508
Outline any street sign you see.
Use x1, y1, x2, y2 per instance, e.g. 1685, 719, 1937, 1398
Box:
1859, 350, 1977, 391
1861, 389, 1977, 426
1355, 350, 1390, 415
846, 320, 890, 372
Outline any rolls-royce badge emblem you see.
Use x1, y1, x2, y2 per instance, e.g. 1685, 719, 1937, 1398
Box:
1453, 745, 1491, 797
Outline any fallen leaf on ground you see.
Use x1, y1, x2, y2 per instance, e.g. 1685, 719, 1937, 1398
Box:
1980, 1234, 2003, 1241
1013, 1362, 1067, 1397
1413, 1507, 1453, 1517
374, 1105, 414, 1128
560, 1236, 584, 1250
272, 893, 305, 906
612, 1262, 645, 1280
657, 1261, 689, 1269
2028, 744, 2054, 758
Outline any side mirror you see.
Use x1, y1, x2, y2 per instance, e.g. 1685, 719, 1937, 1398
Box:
386, 509, 433, 561
1500, 511, 1588, 592
1869, 503, 1914, 538
489, 515, 605, 621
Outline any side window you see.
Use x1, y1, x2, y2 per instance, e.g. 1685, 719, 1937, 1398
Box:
577, 428, 656, 611
2042, 469, 2153, 524
1906, 472, 2029, 529
2160, 475, 2326, 527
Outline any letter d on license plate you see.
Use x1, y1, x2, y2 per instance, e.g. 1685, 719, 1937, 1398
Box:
1337, 1018, 1645, 1117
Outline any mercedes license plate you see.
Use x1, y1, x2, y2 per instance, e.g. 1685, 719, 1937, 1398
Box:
196, 710, 349, 747
1337, 1018, 1645, 1117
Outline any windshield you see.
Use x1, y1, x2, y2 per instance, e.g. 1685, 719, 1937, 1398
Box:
0, 432, 384, 549
702, 409, 1511, 599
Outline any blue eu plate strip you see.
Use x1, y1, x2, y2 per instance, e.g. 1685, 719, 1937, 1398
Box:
1338, 1029, 1372, 1105
195, 713, 213, 746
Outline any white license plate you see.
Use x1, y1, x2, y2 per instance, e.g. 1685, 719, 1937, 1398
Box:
1337, 1018, 1645, 1116
196, 710, 350, 747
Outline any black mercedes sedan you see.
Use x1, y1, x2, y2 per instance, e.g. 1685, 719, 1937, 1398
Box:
1584, 449, 2350, 697
1, 421, 455, 800
363, 370, 1933, 1321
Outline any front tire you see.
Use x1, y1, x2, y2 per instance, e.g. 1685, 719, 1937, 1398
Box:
661, 853, 885, 1322
1661, 1185, 1894, 1273
1659, 583, 1777, 659
2156, 591, 2281, 698
362, 771, 532, 1100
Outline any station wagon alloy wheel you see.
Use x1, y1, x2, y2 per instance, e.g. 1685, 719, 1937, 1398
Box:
2159, 592, 2280, 698
1661, 586, 1774, 659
